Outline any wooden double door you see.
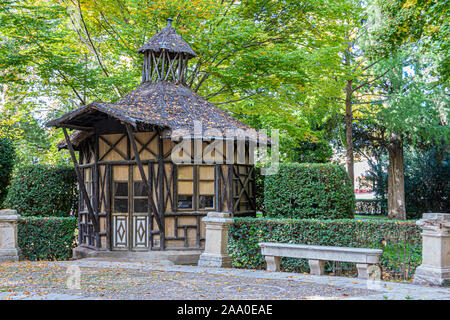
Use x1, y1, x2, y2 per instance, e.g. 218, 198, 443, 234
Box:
111, 165, 151, 250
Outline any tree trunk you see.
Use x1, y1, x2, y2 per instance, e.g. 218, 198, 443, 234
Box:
345, 78, 354, 191
387, 134, 406, 220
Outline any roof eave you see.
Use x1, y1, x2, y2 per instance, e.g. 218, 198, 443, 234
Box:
45, 102, 140, 129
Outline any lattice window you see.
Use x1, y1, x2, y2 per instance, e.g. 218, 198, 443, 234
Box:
113, 181, 128, 213
198, 166, 215, 210
176, 165, 215, 211
177, 166, 194, 209
133, 181, 148, 213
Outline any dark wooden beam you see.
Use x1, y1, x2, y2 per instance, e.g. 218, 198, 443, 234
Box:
158, 132, 166, 250
98, 134, 127, 161
93, 133, 101, 248
105, 164, 112, 250
131, 133, 158, 159
59, 124, 94, 131
234, 166, 253, 211
227, 165, 235, 216
63, 127, 99, 232
126, 124, 164, 235
215, 165, 223, 212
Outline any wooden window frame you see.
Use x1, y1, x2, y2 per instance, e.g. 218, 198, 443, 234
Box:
133, 180, 149, 214
176, 165, 215, 212
113, 180, 129, 214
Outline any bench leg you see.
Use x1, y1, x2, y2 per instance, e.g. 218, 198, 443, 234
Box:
356, 263, 370, 279
265, 256, 281, 272
308, 260, 325, 275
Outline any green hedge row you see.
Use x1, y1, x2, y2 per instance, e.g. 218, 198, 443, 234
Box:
18, 217, 77, 261
5, 164, 78, 217
228, 217, 422, 280
264, 163, 355, 219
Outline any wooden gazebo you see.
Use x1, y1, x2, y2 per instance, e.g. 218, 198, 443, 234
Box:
47, 19, 262, 252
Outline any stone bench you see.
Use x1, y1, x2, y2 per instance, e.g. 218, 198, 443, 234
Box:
258, 242, 383, 279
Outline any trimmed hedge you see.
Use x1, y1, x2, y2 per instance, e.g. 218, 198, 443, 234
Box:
264, 163, 355, 219
228, 217, 422, 280
5, 164, 77, 217
0, 138, 15, 205
18, 217, 77, 261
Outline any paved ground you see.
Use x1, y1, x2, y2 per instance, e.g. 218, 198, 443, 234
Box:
0, 259, 449, 300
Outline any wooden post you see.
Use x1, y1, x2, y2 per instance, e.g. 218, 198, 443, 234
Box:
105, 164, 112, 250
62, 127, 99, 232
158, 132, 166, 250
93, 134, 101, 248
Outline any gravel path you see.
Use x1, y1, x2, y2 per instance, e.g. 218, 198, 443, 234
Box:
0, 260, 372, 300
1, 260, 449, 300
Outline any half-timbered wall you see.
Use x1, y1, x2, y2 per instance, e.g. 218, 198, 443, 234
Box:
76, 131, 255, 251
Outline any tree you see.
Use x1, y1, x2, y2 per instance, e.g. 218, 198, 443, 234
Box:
365, 0, 449, 82
354, 47, 448, 219
0, 0, 364, 164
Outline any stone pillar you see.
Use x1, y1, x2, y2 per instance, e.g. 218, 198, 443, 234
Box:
414, 213, 450, 287
308, 259, 325, 275
198, 212, 233, 268
265, 256, 281, 272
0, 209, 21, 262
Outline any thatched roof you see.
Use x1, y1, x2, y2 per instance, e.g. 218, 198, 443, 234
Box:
138, 23, 196, 59
49, 81, 268, 148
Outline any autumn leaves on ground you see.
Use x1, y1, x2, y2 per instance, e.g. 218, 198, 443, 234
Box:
0, 261, 373, 300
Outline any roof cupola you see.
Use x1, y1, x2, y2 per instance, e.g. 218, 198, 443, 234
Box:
138, 18, 197, 84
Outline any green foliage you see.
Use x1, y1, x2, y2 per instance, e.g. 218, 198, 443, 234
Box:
0, 104, 71, 165
404, 147, 449, 218
264, 163, 355, 219
365, 146, 449, 219
0, 138, 15, 206
290, 139, 333, 163
18, 217, 77, 261
5, 164, 77, 217
228, 217, 422, 280
366, 0, 449, 82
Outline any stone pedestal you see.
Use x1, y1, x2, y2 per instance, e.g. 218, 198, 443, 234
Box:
414, 213, 450, 287
0, 209, 21, 262
198, 212, 233, 268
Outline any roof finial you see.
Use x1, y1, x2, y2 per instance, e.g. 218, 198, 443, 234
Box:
167, 18, 173, 27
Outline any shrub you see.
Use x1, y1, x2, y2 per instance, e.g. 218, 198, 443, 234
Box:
228, 217, 421, 280
264, 163, 355, 219
0, 138, 15, 206
5, 164, 78, 217
18, 217, 77, 260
